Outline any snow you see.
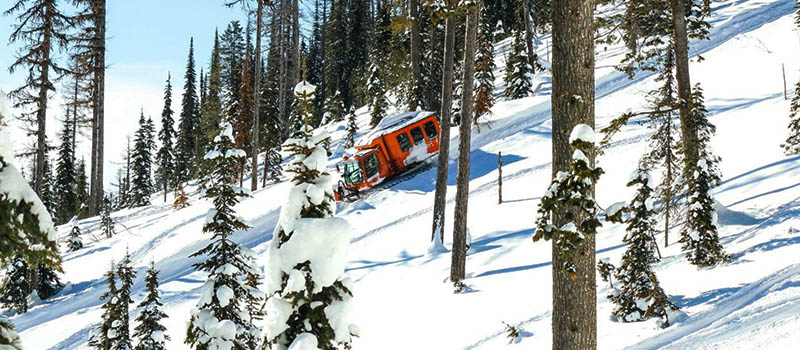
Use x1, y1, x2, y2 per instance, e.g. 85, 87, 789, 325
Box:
294, 81, 317, 96
289, 333, 319, 350
357, 111, 435, 147
10, 2, 800, 350
215, 285, 234, 308
404, 142, 431, 166
572, 149, 590, 165
606, 201, 627, 217
263, 297, 292, 339
569, 124, 595, 144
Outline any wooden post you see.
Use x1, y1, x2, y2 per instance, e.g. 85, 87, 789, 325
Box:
783, 63, 788, 101
498, 151, 503, 204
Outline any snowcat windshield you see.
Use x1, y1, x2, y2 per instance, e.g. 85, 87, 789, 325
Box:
344, 160, 365, 186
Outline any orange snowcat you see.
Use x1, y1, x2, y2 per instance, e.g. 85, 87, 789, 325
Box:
335, 111, 441, 201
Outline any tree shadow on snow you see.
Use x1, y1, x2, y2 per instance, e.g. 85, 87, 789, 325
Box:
390, 150, 525, 193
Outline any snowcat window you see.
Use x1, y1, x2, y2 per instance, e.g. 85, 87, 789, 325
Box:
423, 121, 438, 140
410, 127, 425, 145
344, 161, 364, 185
364, 154, 379, 178
396, 133, 412, 152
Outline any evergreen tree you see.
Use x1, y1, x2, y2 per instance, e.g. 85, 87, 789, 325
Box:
233, 53, 255, 184
606, 171, 678, 326
503, 30, 533, 100
200, 31, 224, 160
324, 0, 349, 114
533, 125, 604, 277
156, 74, 176, 203
323, 90, 346, 124
133, 262, 169, 350
113, 251, 136, 350
419, 8, 444, 112
345, 108, 358, 149
185, 122, 263, 350
307, 0, 326, 126
260, 59, 283, 185
366, 63, 388, 128
0, 319, 23, 350
39, 155, 57, 217
176, 38, 201, 184
101, 197, 115, 238
220, 21, 246, 123
366, 4, 391, 128
0, 256, 31, 314
88, 261, 118, 350
55, 119, 78, 224
345, 0, 372, 108
474, 4, 496, 123
68, 217, 84, 252
263, 80, 356, 350
76, 158, 89, 215
782, 74, 800, 155
130, 111, 154, 207
680, 85, 728, 267
35, 263, 63, 300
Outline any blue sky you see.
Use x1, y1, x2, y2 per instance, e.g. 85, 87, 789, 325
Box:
1, 0, 249, 187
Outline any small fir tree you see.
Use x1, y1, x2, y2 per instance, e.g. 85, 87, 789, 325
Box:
263, 81, 356, 350
36, 263, 63, 300
0, 256, 31, 314
366, 64, 389, 128
0, 319, 23, 350
40, 156, 57, 217
606, 170, 678, 327
156, 73, 176, 203
76, 158, 90, 215
533, 125, 604, 277
133, 262, 169, 350
782, 76, 800, 155
680, 85, 728, 267
173, 185, 190, 210
130, 111, 155, 208
112, 251, 137, 350
503, 30, 533, 100
68, 217, 84, 252
323, 90, 345, 124
345, 108, 358, 149
185, 122, 263, 350
101, 198, 116, 238
55, 119, 78, 224
88, 261, 118, 350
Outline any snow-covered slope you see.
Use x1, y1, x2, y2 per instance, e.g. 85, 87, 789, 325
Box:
5, 0, 800, 349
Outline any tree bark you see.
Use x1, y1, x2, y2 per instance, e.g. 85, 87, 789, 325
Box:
251, 0, 264, 191
498, 152, 503, 204
90, 0, 106, 215
551, 1, 597, 350
670, 0, 698, 169
431, 0, 457, 244
522, 0, 536, 70
34, 3, 52, 196
409, 0, 421, 111
451, 3, 479, 283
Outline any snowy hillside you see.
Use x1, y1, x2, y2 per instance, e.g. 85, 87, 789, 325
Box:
5, 0, 800, 349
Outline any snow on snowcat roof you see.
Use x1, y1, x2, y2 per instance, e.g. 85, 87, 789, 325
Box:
356, 111, 435, 147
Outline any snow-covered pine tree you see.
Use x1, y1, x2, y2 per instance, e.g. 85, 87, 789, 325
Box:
323, 90, 345, 124
156, 73, 176, 203
76, 158, 89, 215
0, 92, 60, 268
133, 261, 169, 350
533, 124, 604, 277
88, 261, 118, 350
68, 217, 84, 252
0, 319, 23, 350
130, 111, 154, 208
175, 38, 201, 184
0, 256, 32, 314
680, 85, 728, 267
185, 122, 263, 350
503, 29, 533, 100
263, 80, 356, 350
101, 197, 116, 238
40, 156, 57, 217
782, 69, 800, 155
55, 119, 78, 224
474, 3, 496, 124
345, 108, 358, 149
111, 251, 136, 350
36, 263, 63, 300
606, 170, 678, 326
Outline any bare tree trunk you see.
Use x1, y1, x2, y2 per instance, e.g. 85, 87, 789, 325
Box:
551, 1, 597, 349
431, 0, 457, 244
522, 0, 536, 69
278, 0, 289, 139
665, 112, 673, 247
409, 0, 421, 111
251, 0, 264, 191
670, 0, 698, 168
291, 0, 300, 84
498, 152, 503, 204
451, 3, 479, 283
33, 2, 56, 196
90, 0, 106, 215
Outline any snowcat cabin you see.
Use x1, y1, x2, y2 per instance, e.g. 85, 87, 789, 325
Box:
336, 111, 441, 201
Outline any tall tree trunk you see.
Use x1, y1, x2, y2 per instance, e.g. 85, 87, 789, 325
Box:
278, 0, 289, 140
670, 0, 698, 169
251, 0, 264, 191
522, 0, 536, 69
409, 0, 421, 111
34, 2, 55, 196
451, 3, 479, 283
91, 0, 106, 215
551, 1, 597, 349
431, 0, 456, 244
291, 0, 300, 84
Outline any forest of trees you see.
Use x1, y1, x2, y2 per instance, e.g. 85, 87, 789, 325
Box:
3, 0, 783, 349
